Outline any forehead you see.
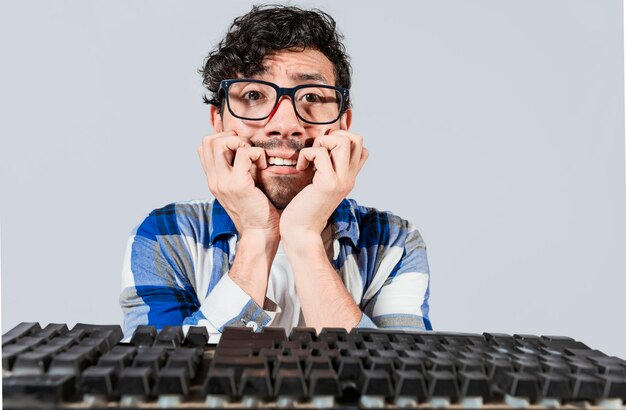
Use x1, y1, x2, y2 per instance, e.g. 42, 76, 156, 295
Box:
253, 49, 336, 86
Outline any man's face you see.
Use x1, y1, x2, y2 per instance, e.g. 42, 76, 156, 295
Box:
210, 49, 352, 209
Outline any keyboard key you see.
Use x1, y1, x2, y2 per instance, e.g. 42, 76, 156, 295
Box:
212, 355, 268, 383
337, 356, 363, 382
366, 356, 395, 374
155, 326, 184, 348
456, 358, 485, 374
570, 373, 603, 401
274, 368, 307, 398
599, 374, 626, 399
14, 335, 46, 350
79, 337, 110, 357
2, 344, 30, 371
48, 350, 93, 376
290, 327, 316, 343
130, 325, 157, 346
2, 322, 42, 346
154, 366, 190, 396
359, 369, 393, 398
72, 324, 123, 349
239, 368, 272, 399
184, 326, 209, 347
309, 369, 341, 396
539, 372, 571, 400
47, 336, 78, 351
132, 346, 168, 372
12, 350, 55, 375
305, 356, 333, 377
97, 348, 135, 371
165, 347, 202, 379
204, 367, 237, 397
79, 366, 118, 398
541, 359, 571, 375
260, 327, 287, 342
458, 370, 491, 399
428, 370, 459, 401
119, 366, 155, 397
34, 323, 69, 341
393, 370, 427, 401
500, 372, 540, 402
3, 374, 75, 403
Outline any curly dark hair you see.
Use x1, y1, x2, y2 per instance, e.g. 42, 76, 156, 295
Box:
199, 4, 352, 114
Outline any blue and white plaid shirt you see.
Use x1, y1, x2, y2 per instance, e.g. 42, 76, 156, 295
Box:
120, 197, 432, 338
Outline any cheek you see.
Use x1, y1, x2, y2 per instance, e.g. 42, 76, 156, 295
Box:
221, 115, 262, 135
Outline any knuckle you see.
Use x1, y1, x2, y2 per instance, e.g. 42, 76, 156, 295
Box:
326, 178, 339, 192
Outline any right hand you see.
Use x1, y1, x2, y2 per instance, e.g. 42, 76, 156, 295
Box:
197, 131, 280, 238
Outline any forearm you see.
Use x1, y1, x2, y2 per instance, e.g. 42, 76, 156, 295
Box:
228, 230, 279, 306
282, 231, 362, 332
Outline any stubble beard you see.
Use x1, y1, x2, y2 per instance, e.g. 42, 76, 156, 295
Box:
252, 170, 313, 210
249, 137, 313, 210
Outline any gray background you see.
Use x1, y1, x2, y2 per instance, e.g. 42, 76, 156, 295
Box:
1, 1, 625, 357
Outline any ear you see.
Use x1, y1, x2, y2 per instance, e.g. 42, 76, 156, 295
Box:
210, 104, 224, 133
340, 108, 352, 130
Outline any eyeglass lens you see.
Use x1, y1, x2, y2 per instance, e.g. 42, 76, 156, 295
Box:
227, 82, 342, 123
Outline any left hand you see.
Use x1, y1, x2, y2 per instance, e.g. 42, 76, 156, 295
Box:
279, 130, 368, 237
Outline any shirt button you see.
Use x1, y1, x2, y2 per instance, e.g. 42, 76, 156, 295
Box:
245, 321, 258, 331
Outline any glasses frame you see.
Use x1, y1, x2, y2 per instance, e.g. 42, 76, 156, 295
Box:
218, 79, 350, 125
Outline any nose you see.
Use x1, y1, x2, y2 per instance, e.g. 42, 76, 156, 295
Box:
264, 96, 304, 138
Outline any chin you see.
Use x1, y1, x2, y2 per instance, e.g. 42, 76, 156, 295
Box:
255, 173, 311, 210
264, 183, 302, 209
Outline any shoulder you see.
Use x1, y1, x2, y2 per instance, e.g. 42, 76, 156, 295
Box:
132, 198, 217, 243
344, 198, 426, 249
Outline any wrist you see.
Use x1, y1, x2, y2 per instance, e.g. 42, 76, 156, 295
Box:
239, 228, 280, 246
281, 230, 325, 263
280, 229, 322, 247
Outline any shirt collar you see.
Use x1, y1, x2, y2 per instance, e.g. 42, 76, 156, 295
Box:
209, 198, 360, 248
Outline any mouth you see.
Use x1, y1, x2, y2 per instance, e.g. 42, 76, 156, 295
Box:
267, 156, 297, 167
262, 152, 301, 174
264, 151, 298, 168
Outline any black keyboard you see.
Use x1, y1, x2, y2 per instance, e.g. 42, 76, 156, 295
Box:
3, 322, 626, 409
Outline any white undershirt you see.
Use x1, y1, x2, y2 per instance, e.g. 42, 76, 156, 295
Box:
265, 224, 335, 332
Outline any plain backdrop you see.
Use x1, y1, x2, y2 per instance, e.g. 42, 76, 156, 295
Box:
1, 1, 625, 357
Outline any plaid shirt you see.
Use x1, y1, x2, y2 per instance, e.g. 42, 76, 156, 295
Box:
120, 197, 432, 338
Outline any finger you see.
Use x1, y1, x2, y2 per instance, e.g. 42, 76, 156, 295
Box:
347, 134, 364, 171
357, 147, 369, 173
200, 131, 235, 170
199, 135, 221, 188
212, 136, 251, 176
313, 134, 351, 176
296, 147, 334, 178
197, 145, 207, 172
233, 146, 267, 175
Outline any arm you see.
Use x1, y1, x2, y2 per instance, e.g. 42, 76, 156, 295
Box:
119, 205, 280, 339
121, 127, 282, 339
282, 230, 361, 332
357, 222, 432, 330
279, 130, 369, 331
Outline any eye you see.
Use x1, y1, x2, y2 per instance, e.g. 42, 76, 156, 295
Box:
244, 90, 263, 101
302, 93, 322, 103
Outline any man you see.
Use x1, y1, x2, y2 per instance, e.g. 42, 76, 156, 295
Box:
120, 5, 431, 338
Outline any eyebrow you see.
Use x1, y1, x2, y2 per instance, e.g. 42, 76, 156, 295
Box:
253, 67, 330, 85
291, 72, 329, 84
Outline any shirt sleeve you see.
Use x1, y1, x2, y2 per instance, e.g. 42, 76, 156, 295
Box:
357, 221, 432, 331
119, 206, 275, 340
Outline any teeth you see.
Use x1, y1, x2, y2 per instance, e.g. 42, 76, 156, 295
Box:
268, 156, 296, 166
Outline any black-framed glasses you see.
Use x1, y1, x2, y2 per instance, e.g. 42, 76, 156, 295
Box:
218, 79, 349, 125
